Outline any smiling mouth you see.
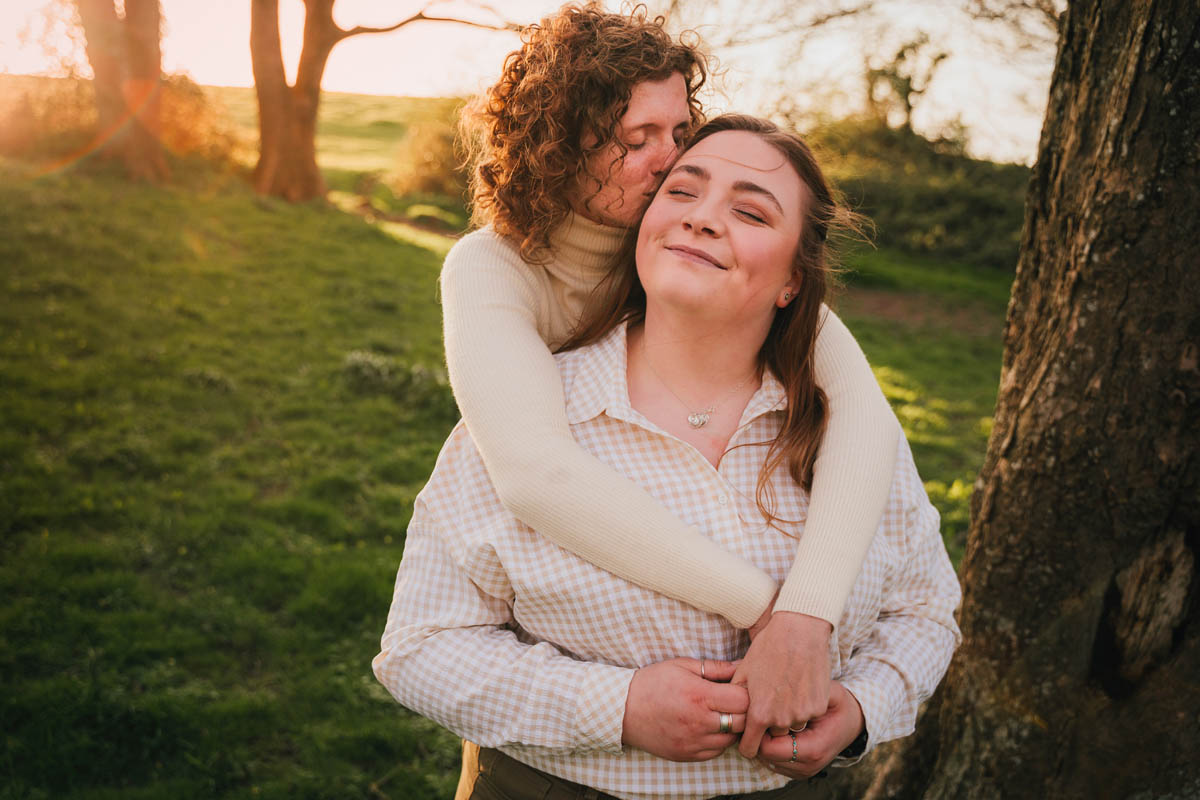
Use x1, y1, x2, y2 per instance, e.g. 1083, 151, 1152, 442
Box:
666, 245, 726, 270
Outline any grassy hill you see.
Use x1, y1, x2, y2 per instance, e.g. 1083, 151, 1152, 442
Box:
0, 160, 463, 799
0, 83, 1012, 798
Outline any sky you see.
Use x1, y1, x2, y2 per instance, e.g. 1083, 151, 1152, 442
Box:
0, 0, 1053, 164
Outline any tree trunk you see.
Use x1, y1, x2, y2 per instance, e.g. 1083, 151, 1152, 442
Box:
75, 0, 168, 181
120, 0, 169, 181
251, 0, 327, 201
863, 1, 1200, 797
248, 0, 513, 202
76, 0, 127, 157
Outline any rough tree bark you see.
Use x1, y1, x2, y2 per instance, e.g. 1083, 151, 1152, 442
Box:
854, 1, 1200, 798
250, 0, 513, 202
75, 0, 169, 181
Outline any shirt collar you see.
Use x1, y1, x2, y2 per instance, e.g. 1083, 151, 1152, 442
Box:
563, 323, 788, 427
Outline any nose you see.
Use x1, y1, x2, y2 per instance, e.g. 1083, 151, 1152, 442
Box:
651, 137, 680, 179
682, 196, 722, 237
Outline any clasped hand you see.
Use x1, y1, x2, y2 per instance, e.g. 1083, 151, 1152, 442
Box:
621, 611, 863, 776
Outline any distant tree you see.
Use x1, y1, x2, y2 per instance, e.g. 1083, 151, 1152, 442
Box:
75, 0, 169, 181
855, 0, 1200, 796
653, 0, 875, 50
966, 0, 1064, 52
249, 0, 515, 202
864, 33, 948, 132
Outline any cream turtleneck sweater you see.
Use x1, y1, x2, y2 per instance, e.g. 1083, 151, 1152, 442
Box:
439, 213, 900, 629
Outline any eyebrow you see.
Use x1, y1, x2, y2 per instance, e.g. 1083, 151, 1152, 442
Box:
669, 163, 784, 214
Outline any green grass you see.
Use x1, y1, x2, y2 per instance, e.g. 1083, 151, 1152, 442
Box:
204, 86, 457, 177
0, 85, 1010, 797
1, 160, 460, 799
839, 248, 1010, 556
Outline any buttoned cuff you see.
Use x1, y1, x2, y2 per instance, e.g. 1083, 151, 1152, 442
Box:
575, 664, 636, 754
832, 668, 905, 766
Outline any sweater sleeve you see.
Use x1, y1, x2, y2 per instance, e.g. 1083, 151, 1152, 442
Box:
440, 236, 777, 628
772, 307, 902, 626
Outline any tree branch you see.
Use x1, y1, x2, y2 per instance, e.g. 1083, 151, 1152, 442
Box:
697, 2, 875, 51
335, 5, 518, 42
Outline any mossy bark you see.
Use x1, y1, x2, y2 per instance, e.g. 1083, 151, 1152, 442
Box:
861, 1, 1200, 797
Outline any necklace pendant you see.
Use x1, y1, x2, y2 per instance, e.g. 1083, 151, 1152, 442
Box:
687, 412, 710, 428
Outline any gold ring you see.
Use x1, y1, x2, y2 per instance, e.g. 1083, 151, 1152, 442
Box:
700, 659, 706, 679
718, 712, 733, 734
789, 721, 807, 733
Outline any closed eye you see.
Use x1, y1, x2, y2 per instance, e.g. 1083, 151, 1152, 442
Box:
737, 208, 766, 223
667, 188, 696, 198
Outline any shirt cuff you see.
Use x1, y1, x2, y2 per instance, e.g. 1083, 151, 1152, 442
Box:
575, 664, 636, 754
832, 668, 904, 766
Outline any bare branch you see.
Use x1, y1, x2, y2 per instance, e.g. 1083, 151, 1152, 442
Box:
964, 0, 1064, 48
717, 2, 875, 49
335, 4, 519, 42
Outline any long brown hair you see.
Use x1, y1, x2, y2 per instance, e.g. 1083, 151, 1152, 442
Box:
461, 3, 707, 264
564, 114, 862, 528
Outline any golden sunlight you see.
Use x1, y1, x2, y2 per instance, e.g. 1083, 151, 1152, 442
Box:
1, 0, 560, 96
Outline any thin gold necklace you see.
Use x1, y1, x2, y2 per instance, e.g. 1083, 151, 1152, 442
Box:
641, 338, 757, 428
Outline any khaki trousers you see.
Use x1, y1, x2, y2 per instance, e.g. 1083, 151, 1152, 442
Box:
455, 741, 833, 800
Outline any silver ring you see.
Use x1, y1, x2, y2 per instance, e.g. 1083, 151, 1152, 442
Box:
789, 721, 807, 733
790, 732, 799, 762
718, 712, 733, 734
700, 659, 706, 680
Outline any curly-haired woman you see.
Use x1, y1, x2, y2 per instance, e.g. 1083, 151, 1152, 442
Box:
439, 2, 901, 756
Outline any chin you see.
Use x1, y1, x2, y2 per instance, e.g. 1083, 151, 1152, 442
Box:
649, 282, 716, 314
610, 202, 652, 228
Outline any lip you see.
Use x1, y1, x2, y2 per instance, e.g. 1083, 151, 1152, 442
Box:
666, 244, 727, 270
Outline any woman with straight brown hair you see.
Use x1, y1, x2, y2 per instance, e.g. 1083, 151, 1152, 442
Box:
439, 3, 901, 747
376, 113, 960, 798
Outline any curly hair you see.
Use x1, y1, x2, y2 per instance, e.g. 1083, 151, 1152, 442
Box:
461, 3, 707, 264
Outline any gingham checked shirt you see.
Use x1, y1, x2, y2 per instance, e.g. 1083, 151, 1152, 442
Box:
373, 323, 961, 800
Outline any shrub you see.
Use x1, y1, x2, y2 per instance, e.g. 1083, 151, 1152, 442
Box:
0, 73, 247, 168
342, 350, 459, 424
0, 75, 95, 160
386, 98, 469, 203
808, 117, 1030, 271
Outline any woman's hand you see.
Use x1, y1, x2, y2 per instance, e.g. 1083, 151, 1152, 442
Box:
747, 593, 777, 641
757, 681, 864, 779
621, 658, 749, 762
733, 611, 833, 758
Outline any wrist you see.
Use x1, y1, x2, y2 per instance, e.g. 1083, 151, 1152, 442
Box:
836, 683, 867, 758
839, 726, 868, 758
773, 610, 833, 638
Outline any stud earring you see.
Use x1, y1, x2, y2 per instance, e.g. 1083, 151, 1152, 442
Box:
783, 291, 792, 302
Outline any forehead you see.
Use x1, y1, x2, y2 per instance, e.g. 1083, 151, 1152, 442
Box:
621, 73, 690, 127
676, 130, 805, 212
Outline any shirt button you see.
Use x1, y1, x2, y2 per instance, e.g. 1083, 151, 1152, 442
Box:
717, 494, 729, 506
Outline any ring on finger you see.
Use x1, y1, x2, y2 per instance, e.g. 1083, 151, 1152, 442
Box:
790, 732, 799, 763
789, 721, 807, 733
718, 712, 733, 734
700, 659, 706, 680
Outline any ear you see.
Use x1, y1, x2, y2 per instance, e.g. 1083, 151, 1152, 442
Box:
777, 282, 799, 308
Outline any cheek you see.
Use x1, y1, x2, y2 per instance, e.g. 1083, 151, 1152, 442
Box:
639, 198, 671, 232
635, 222, 658, 270
746, 239, 798, 288
619, 153, 657, 187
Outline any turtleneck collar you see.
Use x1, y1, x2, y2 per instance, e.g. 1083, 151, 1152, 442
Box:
544, 212, 631, 286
